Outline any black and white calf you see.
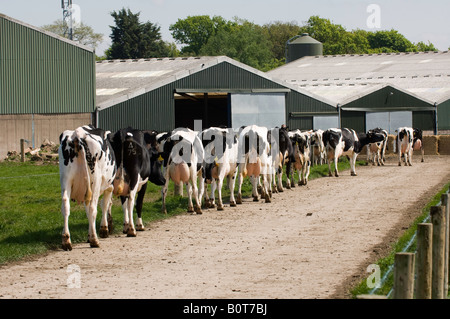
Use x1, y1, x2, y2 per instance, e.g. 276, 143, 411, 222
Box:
288, 130, 312, 186
59, 125, 116, 250
323, 128, 385, 177
366, 127, 388, 166
109, 127, 165, 237
200, 127, 239, 210
161, 128, 205, 214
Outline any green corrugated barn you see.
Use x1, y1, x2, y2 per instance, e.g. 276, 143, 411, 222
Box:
0, 13, 95, 158
95, 56, 333, 133
268, 51, 450, 134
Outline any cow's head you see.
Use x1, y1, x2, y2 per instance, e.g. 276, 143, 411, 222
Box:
148, 146, 166, 186
366, 130, 386, 144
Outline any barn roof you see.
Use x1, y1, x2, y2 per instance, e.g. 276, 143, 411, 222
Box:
95, 55, 333, 110
0, 13, 94, 53
267, 51, 450, 106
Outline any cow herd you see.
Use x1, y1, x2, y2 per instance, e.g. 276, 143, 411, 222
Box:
58, 124, 424, 251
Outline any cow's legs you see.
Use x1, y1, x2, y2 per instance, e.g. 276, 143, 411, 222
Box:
161, 168, 170, 214
192, 176, 202, 214
216, 177, 224, 210
236, 168, 244, 204
350, 153, 358, 176
228, 171, 237, 207
276, 167, 283, 192
186, 182, 194, 213
135, 183, 147, 231
121, 197, 130, 233
86, 198, 100, 248
301, 160, 311, 184
61, 188, 72, 251
333, 155, 340, 177
210, 179, 217, 208
126, 189, 138, 237
262, 174, 271, 203
250, 176, 259, 201
99, 187, 113, 238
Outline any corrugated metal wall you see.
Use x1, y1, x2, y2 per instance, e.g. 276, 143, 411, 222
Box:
341, 111, 365, 132
438, 100, 450, 131
286, 90, 337, 130
0, 15, 95, 114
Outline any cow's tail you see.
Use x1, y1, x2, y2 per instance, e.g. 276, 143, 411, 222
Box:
71, 137, 93, 203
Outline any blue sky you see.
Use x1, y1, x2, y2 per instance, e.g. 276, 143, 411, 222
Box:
1, 0, 449, 55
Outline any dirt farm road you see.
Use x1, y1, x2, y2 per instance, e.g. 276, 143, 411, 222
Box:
0, 155, 449, 299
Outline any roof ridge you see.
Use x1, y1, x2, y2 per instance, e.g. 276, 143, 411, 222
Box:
96, 56, 213, 64
313, 50, 448, 59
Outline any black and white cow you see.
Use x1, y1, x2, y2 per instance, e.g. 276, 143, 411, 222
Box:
236, 125, 272, 203
109, 127, 165, 237
200, 127, 239, 210
310, 129, 326, 166
59, 125, 116, 251
413, 127, 424, 163
323, 128, 385, 177
397, 127, 424, 166
269, 126, 295, 192
161, 128, 205, 214
288, 129, 312, 186
366, 127, 388, 166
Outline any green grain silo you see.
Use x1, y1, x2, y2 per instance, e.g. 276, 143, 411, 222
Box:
285, 33, 323, 63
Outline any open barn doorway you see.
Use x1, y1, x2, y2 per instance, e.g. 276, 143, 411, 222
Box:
174, 92, 230, 130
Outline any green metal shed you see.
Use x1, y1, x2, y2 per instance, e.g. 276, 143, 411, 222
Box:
0, 13, 96, 159
95, 56, 333, 133
268, 51, 450, 134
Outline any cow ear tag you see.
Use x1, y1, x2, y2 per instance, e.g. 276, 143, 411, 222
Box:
158, 155, 163, 161
214, 157, 219, 166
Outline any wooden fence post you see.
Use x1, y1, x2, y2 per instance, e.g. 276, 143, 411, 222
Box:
431, 205, 446, 299
20, 138, 25, 162
441, 193, 449, 297
416, 223, 433, 299
393, 252, 415, 299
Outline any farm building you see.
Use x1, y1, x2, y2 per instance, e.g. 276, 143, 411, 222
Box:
0, 13, 96, 159
268, 51, 450, 133
95, 55, 333, 133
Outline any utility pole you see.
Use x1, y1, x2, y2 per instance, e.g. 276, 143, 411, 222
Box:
61, 0, 73, 40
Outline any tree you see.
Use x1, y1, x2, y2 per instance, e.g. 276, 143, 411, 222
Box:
169, 15, 235, 55
262, 21, 301, 61
367, 29, 416, 52
299, 16, 350, 55
107, 8, 174, 59
41, 20, 103, 50
415, 41, 437, 52
200, 19, 279, 71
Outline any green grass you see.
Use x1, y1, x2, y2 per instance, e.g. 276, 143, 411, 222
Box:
350, 181, 450, 298
0, 157, 362, 265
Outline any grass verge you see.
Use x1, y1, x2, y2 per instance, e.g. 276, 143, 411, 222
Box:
350, 181, 450, 298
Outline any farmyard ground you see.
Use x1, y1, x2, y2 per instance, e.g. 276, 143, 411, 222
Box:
0, 155, 449, 299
